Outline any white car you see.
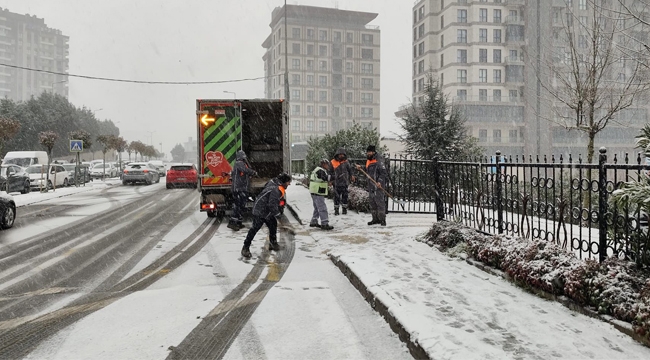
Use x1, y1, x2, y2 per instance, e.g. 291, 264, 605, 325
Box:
90, 163, 118, 179
25, 164, 69, 189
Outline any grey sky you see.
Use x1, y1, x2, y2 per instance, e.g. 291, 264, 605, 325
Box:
0, 0, 411, 155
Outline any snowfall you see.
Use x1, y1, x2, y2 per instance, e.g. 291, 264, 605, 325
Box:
3, 179, 650, 359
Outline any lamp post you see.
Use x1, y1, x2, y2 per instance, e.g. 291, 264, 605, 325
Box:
223, 90, 236, 99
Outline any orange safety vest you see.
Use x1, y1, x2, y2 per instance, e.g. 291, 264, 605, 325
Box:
331, 159, 345, 170
278, 185, 286, 207
366, 159, 377, 168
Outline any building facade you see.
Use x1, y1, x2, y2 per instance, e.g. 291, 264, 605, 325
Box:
410, 0, 647, 160
262, 5, 380, 143
0, 8, 69, 101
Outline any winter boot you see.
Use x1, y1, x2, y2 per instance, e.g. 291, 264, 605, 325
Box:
342, 207, 348, 215
241, 246, 252, 258
368, 211, 380, 226
334, 207, 340, 216
227, 221, 240, 231
269, 241, 280, 251
320, 224, 334, 230
309, 222, 321, 228
379, 213, 386, 227
237, 222, 246, 230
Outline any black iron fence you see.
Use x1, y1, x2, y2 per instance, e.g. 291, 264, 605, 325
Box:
382, 149, 650, 266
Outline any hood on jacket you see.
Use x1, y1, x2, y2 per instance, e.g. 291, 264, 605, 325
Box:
334, 148, 347, 159
236, 150, 247, 161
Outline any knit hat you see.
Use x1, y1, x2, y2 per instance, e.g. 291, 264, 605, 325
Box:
277, 173, 291, 183
366, 145, 376, 152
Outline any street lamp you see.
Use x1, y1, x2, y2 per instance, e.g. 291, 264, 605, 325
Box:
223, 91, 236, 99
145, 130, 156, 146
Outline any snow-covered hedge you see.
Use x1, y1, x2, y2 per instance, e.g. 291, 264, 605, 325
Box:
348, 185, 370, 213
421, 221, 650, 342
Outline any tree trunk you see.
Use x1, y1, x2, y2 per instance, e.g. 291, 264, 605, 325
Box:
582, 132, 597, 219
45, 150, 51, 193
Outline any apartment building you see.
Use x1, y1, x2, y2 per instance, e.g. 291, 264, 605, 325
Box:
410, 0, 647, 159
0, 8, 69, 101
262, 5, 381, 142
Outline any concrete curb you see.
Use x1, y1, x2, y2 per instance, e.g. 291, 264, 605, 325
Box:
329, 254, 430, 360
461, 256, 650, 348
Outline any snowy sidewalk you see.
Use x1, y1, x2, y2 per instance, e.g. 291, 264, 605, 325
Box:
286, 183, 650, 359
4, 178, 122, 207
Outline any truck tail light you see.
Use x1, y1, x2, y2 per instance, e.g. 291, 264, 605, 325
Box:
201, 203, 215, 210
123, 170, 129, 174
143, 170, 149, 173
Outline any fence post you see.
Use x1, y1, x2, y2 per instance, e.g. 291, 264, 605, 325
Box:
433, 152, 444, 221
496, 150, 504, 234
598, 147, 608, 263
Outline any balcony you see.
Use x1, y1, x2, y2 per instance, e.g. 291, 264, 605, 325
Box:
505, 15, 524, 26
506, 0, 526, 6
505, 56, 525, 64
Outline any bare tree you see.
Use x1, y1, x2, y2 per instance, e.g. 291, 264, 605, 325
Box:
539, 0, 649, 164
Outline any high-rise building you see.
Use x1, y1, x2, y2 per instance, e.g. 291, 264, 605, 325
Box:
409, 0, 647, 159
0, 8, 69, 101
262, 5, 380, 143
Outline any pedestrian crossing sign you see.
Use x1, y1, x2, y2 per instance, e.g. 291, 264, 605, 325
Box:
70, 140, 83, 152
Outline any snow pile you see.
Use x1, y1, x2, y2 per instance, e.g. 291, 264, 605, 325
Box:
347, 185, 369, 213
422, 221, 650, 343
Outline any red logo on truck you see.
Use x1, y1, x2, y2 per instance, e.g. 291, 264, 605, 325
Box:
204, 151, 232, 183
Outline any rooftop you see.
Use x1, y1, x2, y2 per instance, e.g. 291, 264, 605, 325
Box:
269, 4, 378, 29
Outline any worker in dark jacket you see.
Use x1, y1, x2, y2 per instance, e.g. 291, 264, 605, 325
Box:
241, 173, 291, 258
228, 150, 257, 230
330, 148, 355, 215
309, 159, 334, 230
356, 145, 388, 226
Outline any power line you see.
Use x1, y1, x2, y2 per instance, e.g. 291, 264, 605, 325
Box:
0, 63, 266, 85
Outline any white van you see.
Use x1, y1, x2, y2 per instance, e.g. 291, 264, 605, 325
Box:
1, 151, 49, 168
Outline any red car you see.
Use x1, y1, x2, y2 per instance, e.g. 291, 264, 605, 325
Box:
166, 164, 198, 189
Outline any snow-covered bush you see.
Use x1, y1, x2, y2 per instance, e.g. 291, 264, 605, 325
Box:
423, 222, 476, 251
348, 185, 370, 213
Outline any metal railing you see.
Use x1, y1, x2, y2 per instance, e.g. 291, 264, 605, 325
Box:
381, 149, 650, 266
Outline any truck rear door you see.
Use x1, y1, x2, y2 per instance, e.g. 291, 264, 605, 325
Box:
197, 101, 242, 187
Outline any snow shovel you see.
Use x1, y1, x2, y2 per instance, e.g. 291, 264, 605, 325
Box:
356, 167, 407, 211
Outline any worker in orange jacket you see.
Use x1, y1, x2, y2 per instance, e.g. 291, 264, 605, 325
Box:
330, 147, 355, 215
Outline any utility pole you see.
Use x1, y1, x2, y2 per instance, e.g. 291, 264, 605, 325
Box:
284, 0, 292, 174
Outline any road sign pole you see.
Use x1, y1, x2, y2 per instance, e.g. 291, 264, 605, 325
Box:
75, 152, 80, 188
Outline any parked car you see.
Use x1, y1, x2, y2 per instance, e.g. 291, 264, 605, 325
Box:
0, 192, 16, 229
122, 162, 160, 185
166, 164, 198, 189
148, 160, 166, 177
62, 164, 91, 185
25, 164, 69, 189
90, 163, 118, 179
1, 151, 48, 168
0, 165, 30, 194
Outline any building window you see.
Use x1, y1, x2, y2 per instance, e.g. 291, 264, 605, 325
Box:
319, 106, 327, 117
479, 69, 487, 82
346, 91, 353, 102
509, 10, 518, 21
494, 9, 502, 23
346, 32, 353, 43
580, 16, 588, 25
441, 15, 445, 29
413, 80, 417, 93
307, 90, 314, 100
307, 75, 314, 86
307, 29, 315, 40
346, 47, 353, 58
458, 9, 467, 23
510, 49, 518, 60
457, 29, 467, 43
479, 49, 487, 63
457, 70, 467, 83
346, 62, 353, 73
419, 5, 425, 20
361, 108, 373, 118
479, 8, 488, 22
319, 76, 327, 87
579, 0, 586, 10
292, 59, 300, 70
493, 129, 501, 143
419, 60, 425, 73
334, 31, 342, 42
292, 28, 301, 39
307, 105, 314, 115
493, 49, 502, 63
319, 61, 328, 71
307, 45, 314, 55
319, 121, 327, 132
413, 45, 417, 58
362, 34, 374, 45
346, 77, 353, 88
493, 69, 502, 83
509, 129, 518, 143
493, 89, 501, 102
457, 89, 467, 101
441, 34, 444, 47
441, 73, 444, 85
579, 35, 587, 48
319, 90, 327, 101
291, 74, 301, 85
457, 49, 467, 63
292, 43, 301, 54
319, 30, 328, 41
418, 24, 425, 38
418, 42, 425, 56
291, 89, 300, 100
509, 89, 518, 102
479, 129, 487, 142
418, 78, 425, 92
292, 120, 300, 131
307, 120, 314, 131
494, 29, 502, 43
362, 49, 374, 59
479, 89, 488, 101
362, 78, 373, 89
291, 105, 300, 115
319, 45, 327, 56
362, 63, 374, 74
361, 93, 373, 103
479, 29, 488, 42
346, 107, 353, 117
